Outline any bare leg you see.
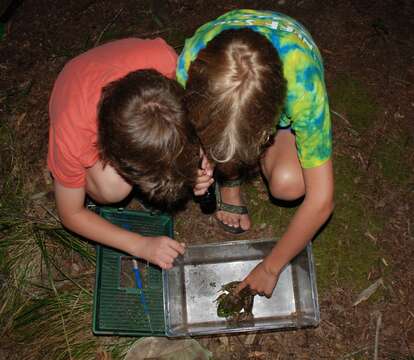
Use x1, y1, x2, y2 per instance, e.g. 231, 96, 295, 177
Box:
261, 129, 305, 201
216, 130, 303, 231
86, 160, 132, 204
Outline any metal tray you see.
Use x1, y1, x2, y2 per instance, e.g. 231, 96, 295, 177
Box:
163, 239, 319, 337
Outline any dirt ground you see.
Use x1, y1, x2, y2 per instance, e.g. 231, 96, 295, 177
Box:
1, 0, 413, 359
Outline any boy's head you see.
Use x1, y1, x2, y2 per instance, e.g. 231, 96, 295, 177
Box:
98, 69, 199, 209
185, 29, 286, 179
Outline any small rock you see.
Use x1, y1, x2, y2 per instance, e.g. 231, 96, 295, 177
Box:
219, 336, 229, 346
30, 191, 48, 200
71, 262, 80, 274
245, 333, 256, 345
332, 304, 345, 313
375, 200, 386, 208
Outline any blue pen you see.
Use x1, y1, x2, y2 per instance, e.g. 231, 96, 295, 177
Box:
132, 259, 153, 332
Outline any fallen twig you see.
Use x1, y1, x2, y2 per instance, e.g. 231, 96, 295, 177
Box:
364, 231, 378, 243
340, 345, 370, 359
94, 7, 123, 47
353, 278, 384, 306
374, 312, 382, 360
39, 203, 60, 223
331, 109, 361, 138
137, 28, 171, 38
331, 109, 352, 128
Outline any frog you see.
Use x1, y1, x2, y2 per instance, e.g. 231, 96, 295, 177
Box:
214, 281, 255, 322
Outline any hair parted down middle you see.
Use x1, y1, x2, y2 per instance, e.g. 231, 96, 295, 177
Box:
185, 28, 286, 179
98, 69, 199, 209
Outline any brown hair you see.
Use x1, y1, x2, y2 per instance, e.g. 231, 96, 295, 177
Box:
185, 29, 286, 179
98, 69, 199, 209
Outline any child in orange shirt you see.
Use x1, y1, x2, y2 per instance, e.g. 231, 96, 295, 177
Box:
48, 38, 199, 269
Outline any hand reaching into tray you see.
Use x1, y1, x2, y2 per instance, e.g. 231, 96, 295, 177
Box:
237, 260, 280, 298
215, 281, 255, 322
132, 236, 186, 270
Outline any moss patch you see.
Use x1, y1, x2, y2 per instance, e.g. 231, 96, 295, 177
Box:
243, 159, 386, 296
244, 180, 296, 234
329, 74, 378, 133
372, 131, 413, 187
313, 154, 386, 294
164, 28, 187, 51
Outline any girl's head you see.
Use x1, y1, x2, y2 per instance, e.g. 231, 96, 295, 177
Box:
185, 28, 286, 179
98, 69, 199, 209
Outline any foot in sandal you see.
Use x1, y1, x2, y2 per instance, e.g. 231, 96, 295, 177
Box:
215, 179, 251, 234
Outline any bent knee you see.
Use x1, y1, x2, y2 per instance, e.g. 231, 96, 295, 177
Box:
86, 175, 132, 204
268, 172, 305, 201
98, 185, 131, 204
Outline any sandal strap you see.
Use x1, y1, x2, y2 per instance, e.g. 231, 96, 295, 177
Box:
218, 177, 244, 187
215, 181, 248, 215
218, 202, 248, 215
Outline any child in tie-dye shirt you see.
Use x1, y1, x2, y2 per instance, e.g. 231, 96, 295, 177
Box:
181, 10, 334, 296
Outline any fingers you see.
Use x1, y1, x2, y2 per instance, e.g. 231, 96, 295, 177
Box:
195, 155, 215, 196
200, 153, 208, 171
158, 260, 173, 270
200, 154, 214, 175
194, 168, 214, 196
140, 236, 186, 270
155, 251, 176, 269
237, 279, 266, 297
195, 173, 214, 187
194, 180, 214, 196
167, 239, 186, 255
196, 168, 206, 177
154, 238, 186, 269
249, 287, 267, 297
159, 239, 184, 259
236, 280, 248, 293
238, 280, 263, 296
200, 163, 213, 177
238, 263, 277, 297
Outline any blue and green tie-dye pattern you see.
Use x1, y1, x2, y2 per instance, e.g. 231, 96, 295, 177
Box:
177, 9, 332, 169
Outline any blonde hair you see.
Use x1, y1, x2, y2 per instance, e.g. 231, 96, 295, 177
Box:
185, 29, 286, 178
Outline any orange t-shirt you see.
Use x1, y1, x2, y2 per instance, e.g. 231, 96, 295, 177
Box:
48, 38, 178, 188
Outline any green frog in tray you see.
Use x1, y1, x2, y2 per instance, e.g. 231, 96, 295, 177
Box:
215, 281, 255, 322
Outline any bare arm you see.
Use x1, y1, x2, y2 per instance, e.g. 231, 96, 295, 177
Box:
239, 159, 334, 296
54, 181, 185, 269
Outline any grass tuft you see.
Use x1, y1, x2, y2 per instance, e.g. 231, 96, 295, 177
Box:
0, 121, 131, 359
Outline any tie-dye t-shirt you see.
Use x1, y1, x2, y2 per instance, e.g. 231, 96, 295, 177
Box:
177, 9, 332, 169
